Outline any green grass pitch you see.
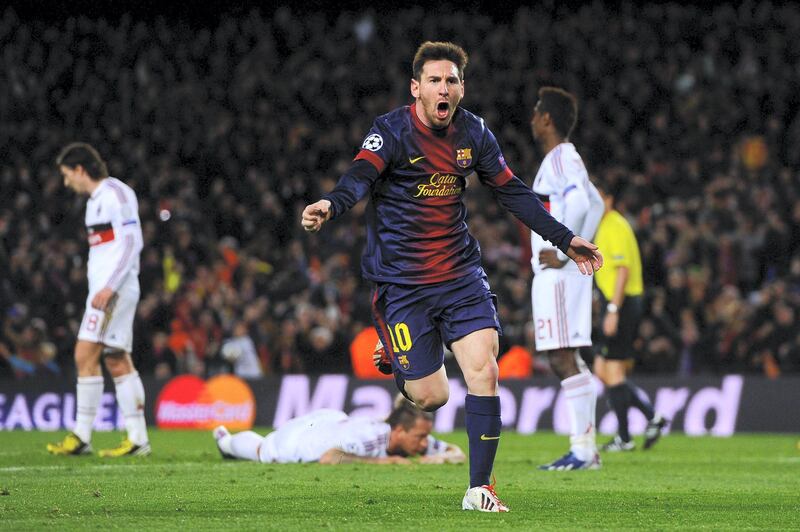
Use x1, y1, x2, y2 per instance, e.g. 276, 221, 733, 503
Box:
1, 430, 798, 530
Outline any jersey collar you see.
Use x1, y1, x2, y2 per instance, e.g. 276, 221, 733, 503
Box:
546, 142, 573, 157
89, 177, 109, 200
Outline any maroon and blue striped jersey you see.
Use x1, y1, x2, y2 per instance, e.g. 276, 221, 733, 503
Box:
323, 103, 574, 285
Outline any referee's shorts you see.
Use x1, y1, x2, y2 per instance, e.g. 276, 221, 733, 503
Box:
596, 293, 643, 361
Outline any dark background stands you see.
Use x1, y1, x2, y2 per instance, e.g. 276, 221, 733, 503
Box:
1, 2, 799, 378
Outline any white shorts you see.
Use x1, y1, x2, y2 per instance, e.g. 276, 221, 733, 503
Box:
531, 269, 592, 351
77, 283, 139, 352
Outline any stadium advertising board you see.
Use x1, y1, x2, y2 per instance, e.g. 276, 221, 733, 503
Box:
269, 375, 750, 436
1, 375, 798, 433
0, 391, 123, 432
155, 374, 256, 429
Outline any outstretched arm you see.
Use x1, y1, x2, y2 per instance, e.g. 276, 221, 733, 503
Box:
565, 236, 603, 275
490, 176, 602, 274
318, 448, 411, 465
418, 442, 466, 464
301, 159, 379, 233
542, 182, 595, 270
301, 199, 333, 233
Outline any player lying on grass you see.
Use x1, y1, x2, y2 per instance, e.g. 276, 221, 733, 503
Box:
213, 395, 465, 465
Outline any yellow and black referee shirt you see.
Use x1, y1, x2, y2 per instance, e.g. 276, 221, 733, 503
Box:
594, 210, 643, 301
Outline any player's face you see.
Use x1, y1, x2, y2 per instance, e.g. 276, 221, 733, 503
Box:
530, 100, 547, 141
410, 60, 464, 129
393, 418, 433, 456
60, 164, 89, 194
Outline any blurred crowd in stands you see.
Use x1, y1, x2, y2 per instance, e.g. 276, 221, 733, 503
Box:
1, 2, 799, 380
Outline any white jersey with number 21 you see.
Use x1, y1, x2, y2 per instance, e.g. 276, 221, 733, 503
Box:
530, 143, 603, 351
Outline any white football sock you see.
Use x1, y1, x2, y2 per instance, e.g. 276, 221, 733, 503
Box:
216, 431, 234, 456
230, 431, 265, 462
75, 375, 104, 444
114, 371, 149, 446
562, 371, 597, 461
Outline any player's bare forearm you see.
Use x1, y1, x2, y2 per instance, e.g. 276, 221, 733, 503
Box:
539, 249, 567, 269
603, 312, 620, 337
611, 266, 629, 307
318, 448, 411, 465
604, 267, 628, 337
91, 287, 116, 311
566, 236, 603, 275
418, 444, 466, 464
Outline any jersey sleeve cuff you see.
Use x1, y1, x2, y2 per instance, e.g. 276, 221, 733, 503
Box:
556, 231, 575, 254
490, 166, 514, 187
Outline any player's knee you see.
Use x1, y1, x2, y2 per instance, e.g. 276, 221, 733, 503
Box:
103, 349, 133, 377
74, 353, 98, 373
476, 354, 499, 379
415, 396, 447, 412
548, 350, 579, 379
463, 358, 499, 396
413, 390, 449, 412
74, 341, 103, 374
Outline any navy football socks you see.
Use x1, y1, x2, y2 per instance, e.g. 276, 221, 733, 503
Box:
465, 394, 501, 488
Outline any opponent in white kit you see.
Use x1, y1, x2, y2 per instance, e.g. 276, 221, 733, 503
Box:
528, 88, 605, 471
214, 396, 465, 465
47, 142, 150, 457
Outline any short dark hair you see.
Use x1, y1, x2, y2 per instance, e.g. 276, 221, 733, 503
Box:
386, 396, 433, 430
412, 41, 468, 81
56, 142, 108, 180
537, 87, 578, 139
595, 178, 624, 200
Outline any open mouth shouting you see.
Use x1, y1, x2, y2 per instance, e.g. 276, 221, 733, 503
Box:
436, 101, 450, 121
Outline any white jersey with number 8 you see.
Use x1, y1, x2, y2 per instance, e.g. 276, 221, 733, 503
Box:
77, 177, 143, 352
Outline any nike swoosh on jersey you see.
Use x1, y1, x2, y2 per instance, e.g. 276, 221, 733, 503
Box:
409, 156, 426, 164
480, 434, 500, 441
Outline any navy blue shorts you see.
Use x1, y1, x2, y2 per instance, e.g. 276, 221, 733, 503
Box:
370, 270, 501, 381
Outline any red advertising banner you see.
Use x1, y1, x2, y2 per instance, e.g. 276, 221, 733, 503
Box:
155, 374, 256, 430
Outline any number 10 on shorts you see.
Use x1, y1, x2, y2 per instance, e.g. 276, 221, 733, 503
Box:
387, 322, 413, 352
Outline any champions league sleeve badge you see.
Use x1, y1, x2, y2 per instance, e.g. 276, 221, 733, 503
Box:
362, 133, 384, 152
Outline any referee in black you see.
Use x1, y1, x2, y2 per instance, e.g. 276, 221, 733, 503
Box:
592, 180, 667, 451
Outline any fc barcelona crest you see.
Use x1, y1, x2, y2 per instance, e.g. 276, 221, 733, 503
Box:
456, 148, 472, 168
398, 355, 410, 370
